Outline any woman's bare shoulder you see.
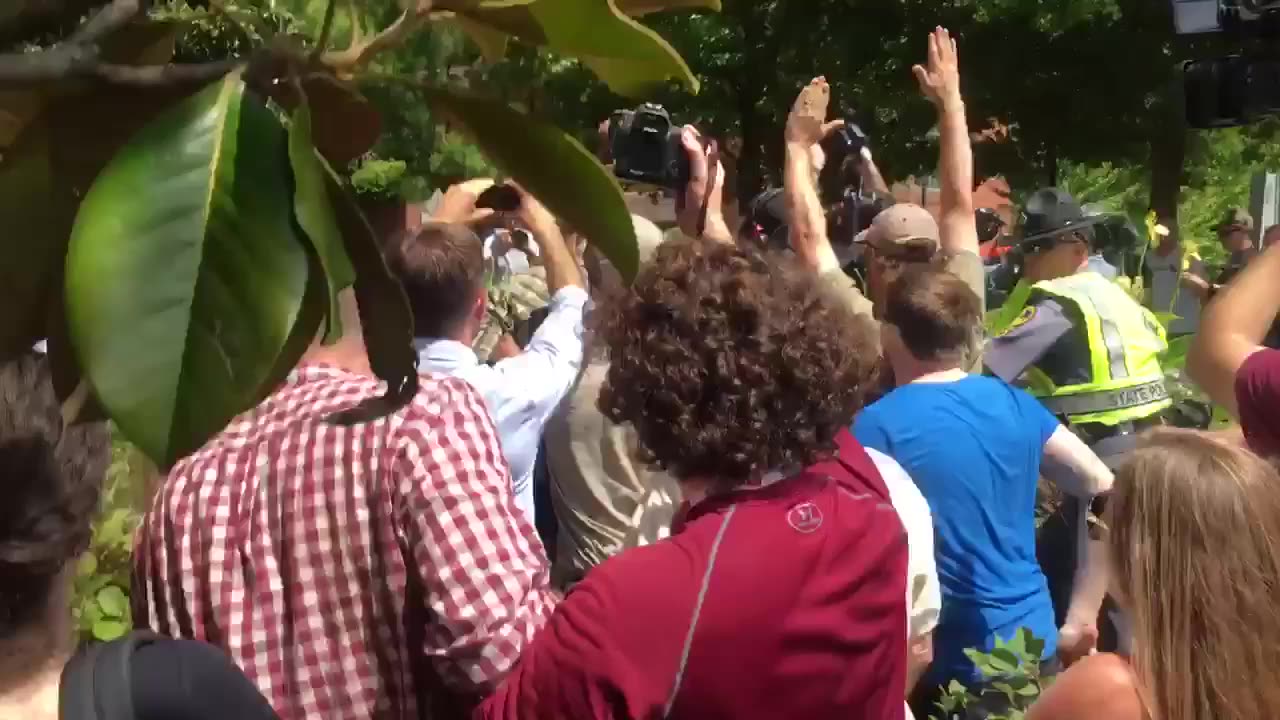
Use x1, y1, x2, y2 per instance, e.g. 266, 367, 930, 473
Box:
1027, 654, 1147, 720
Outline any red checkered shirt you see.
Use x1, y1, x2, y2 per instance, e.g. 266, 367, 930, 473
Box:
132, 364, 558, 719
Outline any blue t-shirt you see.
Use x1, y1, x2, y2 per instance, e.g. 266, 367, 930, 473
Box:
853, 375, 1059, 685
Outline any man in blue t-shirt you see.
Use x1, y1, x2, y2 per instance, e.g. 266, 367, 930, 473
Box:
854, 267, 1114, 718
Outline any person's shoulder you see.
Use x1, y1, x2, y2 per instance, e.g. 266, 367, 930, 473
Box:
1028, 654, 1146, 720
400, 372, 495, 428
866, 448, 931, 520
556, 539, 700, 649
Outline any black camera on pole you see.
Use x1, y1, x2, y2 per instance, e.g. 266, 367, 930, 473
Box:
608, 104, 691, 191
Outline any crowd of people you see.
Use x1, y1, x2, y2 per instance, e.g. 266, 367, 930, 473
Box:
5, 24, 1280, 720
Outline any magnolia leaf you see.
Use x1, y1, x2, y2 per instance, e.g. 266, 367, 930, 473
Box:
424, 87, 638, 280
323, 173, 418, 425
272, 74, 383, 168
289, 100, 356, 344
66, 75, 310, 467
447, 14, 511, 63
614, 0, 721, 14
451, 0, 700, 95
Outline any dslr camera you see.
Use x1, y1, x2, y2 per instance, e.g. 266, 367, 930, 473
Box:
608, 103, 690, 190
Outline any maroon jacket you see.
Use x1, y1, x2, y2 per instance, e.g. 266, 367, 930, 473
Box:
476, 430, 909, 719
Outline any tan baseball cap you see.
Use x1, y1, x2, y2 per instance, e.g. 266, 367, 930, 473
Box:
858, 203, 940, 256
1216, 207, 1254, 233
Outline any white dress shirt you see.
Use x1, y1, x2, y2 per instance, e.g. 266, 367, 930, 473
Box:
416, 285, 589, 525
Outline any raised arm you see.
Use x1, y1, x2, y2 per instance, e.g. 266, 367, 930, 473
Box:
1188, 239, 1280, 417
913, 26, 978, 257
677, 126, 733, 245
784, 77, 845, 274
515, 184, 583, 295
857, 147, 891, 195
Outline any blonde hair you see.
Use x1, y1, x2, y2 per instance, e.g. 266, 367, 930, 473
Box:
1110, 429, 1280, 720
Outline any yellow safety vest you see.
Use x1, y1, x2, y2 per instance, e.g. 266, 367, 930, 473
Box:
1022, 272, 1171, 426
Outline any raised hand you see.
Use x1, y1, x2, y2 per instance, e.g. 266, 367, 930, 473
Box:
677, 125, 731, 243
785, 76, 846, 148
432, 178, 497, 225
912, 26, 962, 109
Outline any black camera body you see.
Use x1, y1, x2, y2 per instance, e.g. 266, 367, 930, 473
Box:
821, 122, 869, 161
608, 104, 690, 190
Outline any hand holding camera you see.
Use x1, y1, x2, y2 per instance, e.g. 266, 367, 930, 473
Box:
607, 103, 690, 191
432, 178, 499, 225
677, 126, 731, 243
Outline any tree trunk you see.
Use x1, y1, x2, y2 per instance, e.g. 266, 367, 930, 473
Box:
730, 0, 766, 202
1148, 78, 1188, 232
1045, 144, 1058, 188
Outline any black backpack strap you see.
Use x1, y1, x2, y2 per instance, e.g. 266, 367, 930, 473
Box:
59, 631, 162, 720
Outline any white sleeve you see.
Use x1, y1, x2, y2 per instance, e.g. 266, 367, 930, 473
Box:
867, 448, 940, 639
489, 286, 589, 413
1042, 425, 1114, 498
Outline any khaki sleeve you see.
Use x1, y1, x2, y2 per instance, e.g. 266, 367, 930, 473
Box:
946, 250, 987, 372
819, 268, 876, 322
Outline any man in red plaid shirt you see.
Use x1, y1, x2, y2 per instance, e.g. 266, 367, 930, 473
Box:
131, 287, 558, 719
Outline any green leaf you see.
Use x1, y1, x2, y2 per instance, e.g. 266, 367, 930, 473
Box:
423, 87, 638, 281
1024, 630, 1046, 663
92, 618, 129, 642
448, 14, 512, 63
289, 100, 356, 345
614, 0, 721, 14
96, 586, 128, 619
66, 75, 310, 466
986, 279, 1034, 337
450, 0, 701, 96
1162, 334, 1191, 371
1007, 628, 1029, 657
77, 553, 98, 579
989, 647, 1020, 673
1016, 681, 1040, 697
322, 173, 418, 425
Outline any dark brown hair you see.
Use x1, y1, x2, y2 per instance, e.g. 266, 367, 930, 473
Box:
0, 352, 110, 638
883, 266, 982, 364
598, 238, 879, 488
385, 222, 485, 339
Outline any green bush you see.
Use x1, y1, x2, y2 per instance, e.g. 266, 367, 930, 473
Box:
71, 432, 150, 644
933, 628, 1051, 720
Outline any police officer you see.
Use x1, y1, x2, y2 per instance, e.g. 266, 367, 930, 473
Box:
984, 188, 1170, 649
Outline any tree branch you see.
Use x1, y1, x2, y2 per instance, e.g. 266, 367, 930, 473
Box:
322, 0, 432, 72
67, 0, 138, 44
90, 58, 241, 86
0, 0, 239, 88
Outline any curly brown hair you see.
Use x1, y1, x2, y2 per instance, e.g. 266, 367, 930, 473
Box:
0, 352, 110, 638
598, 239, 879, 488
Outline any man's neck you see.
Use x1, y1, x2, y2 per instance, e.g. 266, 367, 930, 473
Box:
303, 336, 373, 377
891, 354, 966, 385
